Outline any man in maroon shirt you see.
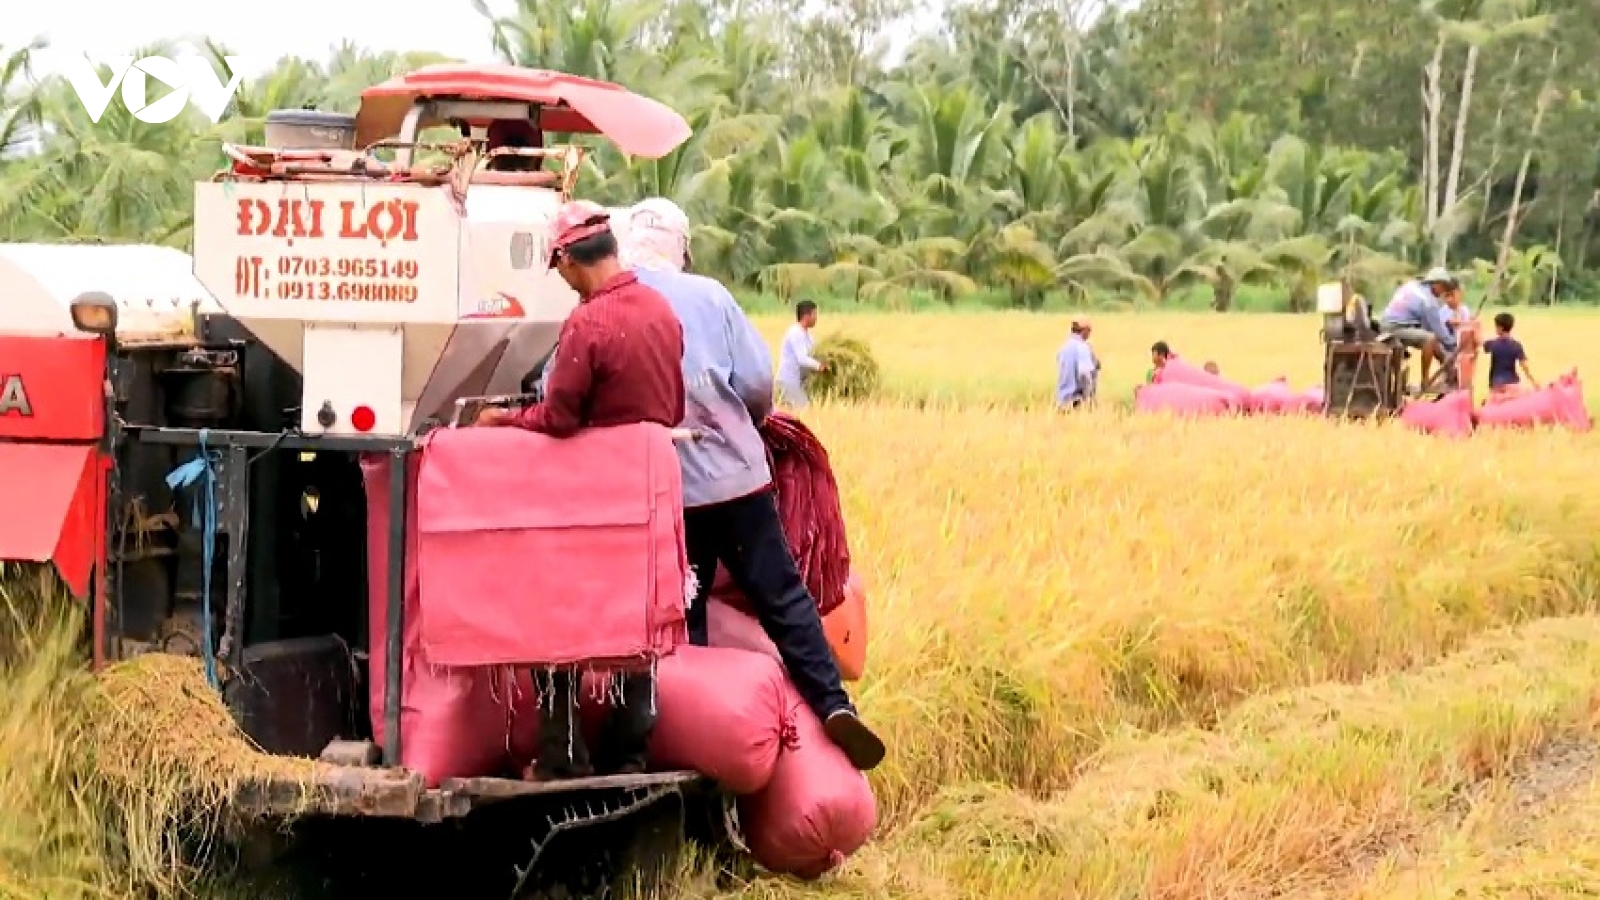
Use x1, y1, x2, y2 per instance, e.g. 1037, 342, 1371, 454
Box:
478, 200, 685, 435
476, 199, 686, 780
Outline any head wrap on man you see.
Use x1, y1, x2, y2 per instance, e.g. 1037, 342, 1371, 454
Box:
622, 197, 691, 272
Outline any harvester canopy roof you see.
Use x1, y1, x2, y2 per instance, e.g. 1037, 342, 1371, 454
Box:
0, 243, 219, 341
355, 65, 692, 158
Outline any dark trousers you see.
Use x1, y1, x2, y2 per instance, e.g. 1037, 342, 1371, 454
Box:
533, 668, 655, 778
684, 489, 851, 721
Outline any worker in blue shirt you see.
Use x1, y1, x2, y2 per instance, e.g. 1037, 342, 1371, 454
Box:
1379, 267, 1459, 390
1056, 317, 1098, 409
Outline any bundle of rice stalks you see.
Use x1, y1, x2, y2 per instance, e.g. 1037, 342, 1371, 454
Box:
83, 653, 319, 897
0, 563, 318, 900
806, 335, 881, 402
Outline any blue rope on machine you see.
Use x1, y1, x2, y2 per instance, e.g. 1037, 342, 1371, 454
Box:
165, 429, 220, 689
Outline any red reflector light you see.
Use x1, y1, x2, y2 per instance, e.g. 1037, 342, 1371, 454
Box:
351, 405, 376, 432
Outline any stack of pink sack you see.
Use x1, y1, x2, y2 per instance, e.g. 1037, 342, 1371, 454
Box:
1476, 370, 1591, 433
1249, 377, 1325, 415
362, 454, 540, 786
577, 645, 879, 879
1137, 358, 1250, 416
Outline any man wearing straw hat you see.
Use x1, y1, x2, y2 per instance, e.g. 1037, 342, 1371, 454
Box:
616, 197, 886, 772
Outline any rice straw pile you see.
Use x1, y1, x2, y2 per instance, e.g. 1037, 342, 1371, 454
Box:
83, 652, 320, 896
0, 563, 318, 900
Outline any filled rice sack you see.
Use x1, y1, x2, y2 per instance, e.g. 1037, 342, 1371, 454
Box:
1477, 383, 1567, 429
1553, 370, 1592, 433
737, 684, 878, 879
709, 572, 870, 682
363, 454, 537, 786
576, 645, 791, 794
1135, 381, 1235, 417
1399, 390, 1474, 437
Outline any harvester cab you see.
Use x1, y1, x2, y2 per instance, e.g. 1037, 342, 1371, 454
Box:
0, 65, 728, 897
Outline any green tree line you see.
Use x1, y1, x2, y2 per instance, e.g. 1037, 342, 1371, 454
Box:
0, 0, 1593, 310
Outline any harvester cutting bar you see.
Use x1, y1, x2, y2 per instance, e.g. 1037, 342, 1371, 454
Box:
232, 765, 700, 823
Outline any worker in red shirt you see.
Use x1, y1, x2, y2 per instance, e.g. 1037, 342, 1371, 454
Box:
476, 199, 686, 780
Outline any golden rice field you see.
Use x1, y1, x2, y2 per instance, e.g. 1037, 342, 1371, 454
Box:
714, 308, 1600, 898
5, 309, 1600, 900
750, 307, 1599, 408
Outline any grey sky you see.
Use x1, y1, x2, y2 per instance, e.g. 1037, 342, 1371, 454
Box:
5, 0, 506, 79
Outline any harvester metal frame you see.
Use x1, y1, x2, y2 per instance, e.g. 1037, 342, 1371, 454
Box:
129, 425, 413, 768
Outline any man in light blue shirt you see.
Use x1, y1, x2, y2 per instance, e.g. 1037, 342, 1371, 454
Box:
776, 300, 824, 408
1055, 318, 1097, 408
617, 198, 885, 772
1380, 266, 1458, 389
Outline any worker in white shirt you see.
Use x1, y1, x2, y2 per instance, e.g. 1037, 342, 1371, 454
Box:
777, 299, 825, 408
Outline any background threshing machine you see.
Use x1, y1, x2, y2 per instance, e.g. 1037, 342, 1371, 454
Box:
1318, 280, 1407, 417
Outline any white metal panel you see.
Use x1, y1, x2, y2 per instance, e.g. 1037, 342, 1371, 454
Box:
301, 326, 406, 436
0, 242, 217, 339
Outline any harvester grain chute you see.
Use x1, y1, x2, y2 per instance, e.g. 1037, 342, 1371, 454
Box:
0, 64, 739, 898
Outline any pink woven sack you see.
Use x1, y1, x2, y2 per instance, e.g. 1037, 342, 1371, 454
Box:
362, 454, 537, 787
737, 683, 878, 879
414, 424, 688, 668
1400, 389, 1474, 437
1135, 381, 1235, 416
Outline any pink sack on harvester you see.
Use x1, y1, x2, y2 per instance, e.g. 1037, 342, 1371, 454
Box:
1153, 357, 1252, 407
414, 424, 688, 668
738, 684, 878, 879
1135, 381, 1235, 417
709, 598, 780, 661
1400, 390, 1474, 437
363, 455, 538, 787
643, 645, 792, 794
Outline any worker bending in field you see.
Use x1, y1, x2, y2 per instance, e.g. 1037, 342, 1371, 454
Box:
620, 198, 886, 772
1055, 318, 1097, 409
1378, 267, 1458, 391
777, 300, 825, 409
476, 200, 686, 780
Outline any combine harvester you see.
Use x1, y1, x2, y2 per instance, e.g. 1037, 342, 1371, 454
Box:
0, 65, 744, 897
